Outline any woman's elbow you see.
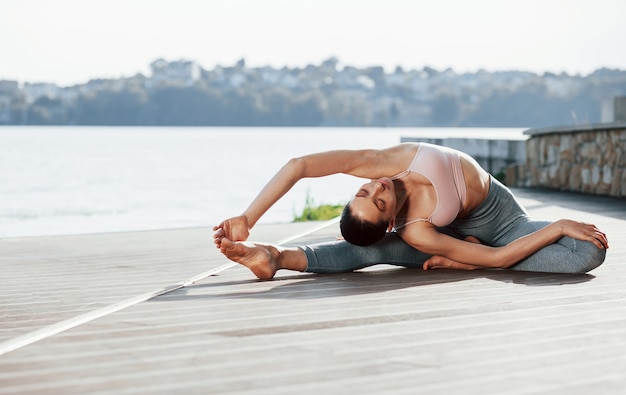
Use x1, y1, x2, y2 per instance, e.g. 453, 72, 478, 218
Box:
287, 157, 305, 169
285, 157, 307, 177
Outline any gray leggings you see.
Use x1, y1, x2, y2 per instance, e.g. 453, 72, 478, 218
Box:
302, 177, 606, 274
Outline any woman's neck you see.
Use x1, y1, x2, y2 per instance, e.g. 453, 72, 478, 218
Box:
392, 179, 409, 218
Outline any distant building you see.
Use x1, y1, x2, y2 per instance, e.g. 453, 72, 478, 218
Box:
0, 80, 19, 95
0, 95, 12, 123
601, 98, 615, 122
150, 59, 200, 87
23, 82, 61, 103
0, 80, 19, 124
602, 96, 626, 123
615, 97, 626, 123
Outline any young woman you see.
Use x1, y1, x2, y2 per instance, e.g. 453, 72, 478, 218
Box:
213, 142, 607, 279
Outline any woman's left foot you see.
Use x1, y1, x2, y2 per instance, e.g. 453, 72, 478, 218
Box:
423, 255, 482, 271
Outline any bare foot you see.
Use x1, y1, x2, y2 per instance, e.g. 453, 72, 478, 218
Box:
219, 238, 280, 280
423, 255, 483, 271
422, 235, 485, 270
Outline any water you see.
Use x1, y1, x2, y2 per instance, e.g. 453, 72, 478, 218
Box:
0, 126, 525, 238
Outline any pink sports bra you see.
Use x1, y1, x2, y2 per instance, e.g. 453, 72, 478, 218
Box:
392, 143, 467, 228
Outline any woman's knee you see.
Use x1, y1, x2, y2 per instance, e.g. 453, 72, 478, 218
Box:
513, 239, 606, 274
566, 240, 606, 273
578, 244, 606, 273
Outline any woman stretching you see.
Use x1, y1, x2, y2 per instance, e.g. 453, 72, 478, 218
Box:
213, 142, 607, 279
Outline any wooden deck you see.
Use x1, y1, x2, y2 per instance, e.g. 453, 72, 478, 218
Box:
1, 188, 625, 395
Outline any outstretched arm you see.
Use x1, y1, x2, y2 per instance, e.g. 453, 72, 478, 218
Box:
402, 219, 608, 269
213, 147, 402, 244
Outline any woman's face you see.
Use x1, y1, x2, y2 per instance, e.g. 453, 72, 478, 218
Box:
348, 177, 397, 225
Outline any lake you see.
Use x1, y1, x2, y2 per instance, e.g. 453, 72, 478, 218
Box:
0, 126, 525, 237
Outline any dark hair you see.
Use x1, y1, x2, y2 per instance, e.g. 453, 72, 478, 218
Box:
339, 204, 388, 246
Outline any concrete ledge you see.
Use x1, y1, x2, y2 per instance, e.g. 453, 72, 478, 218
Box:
524, 122, 626, 136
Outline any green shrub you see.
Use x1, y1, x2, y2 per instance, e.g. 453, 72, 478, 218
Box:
293, 193, 344, 222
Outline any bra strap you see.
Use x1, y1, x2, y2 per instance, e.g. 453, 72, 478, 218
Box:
390, 169, 410, 180
394, 217, 429, 230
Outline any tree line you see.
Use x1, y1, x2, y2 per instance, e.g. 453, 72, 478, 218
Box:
3, 60, 626, 128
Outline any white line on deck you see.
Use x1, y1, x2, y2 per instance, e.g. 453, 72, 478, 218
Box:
0, 218, 339, 356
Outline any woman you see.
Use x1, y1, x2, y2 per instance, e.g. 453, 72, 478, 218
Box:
213, 142, 607, 279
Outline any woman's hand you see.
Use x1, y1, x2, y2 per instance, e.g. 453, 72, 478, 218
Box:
213, 215, 250, 248
557, 219, 609, 249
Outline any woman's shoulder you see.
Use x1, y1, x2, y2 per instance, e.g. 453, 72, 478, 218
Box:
378, 144, 421, 178
383, 142, 420, 157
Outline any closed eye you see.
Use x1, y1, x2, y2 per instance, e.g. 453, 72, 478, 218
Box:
355, 189, 385, 212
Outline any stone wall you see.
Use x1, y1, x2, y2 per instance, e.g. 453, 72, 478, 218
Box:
509, 123, 626, 197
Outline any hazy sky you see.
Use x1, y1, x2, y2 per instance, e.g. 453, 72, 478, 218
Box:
2, 0, 625, 86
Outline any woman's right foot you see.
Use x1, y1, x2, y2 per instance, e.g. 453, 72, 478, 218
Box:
219, 238, 280, 280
